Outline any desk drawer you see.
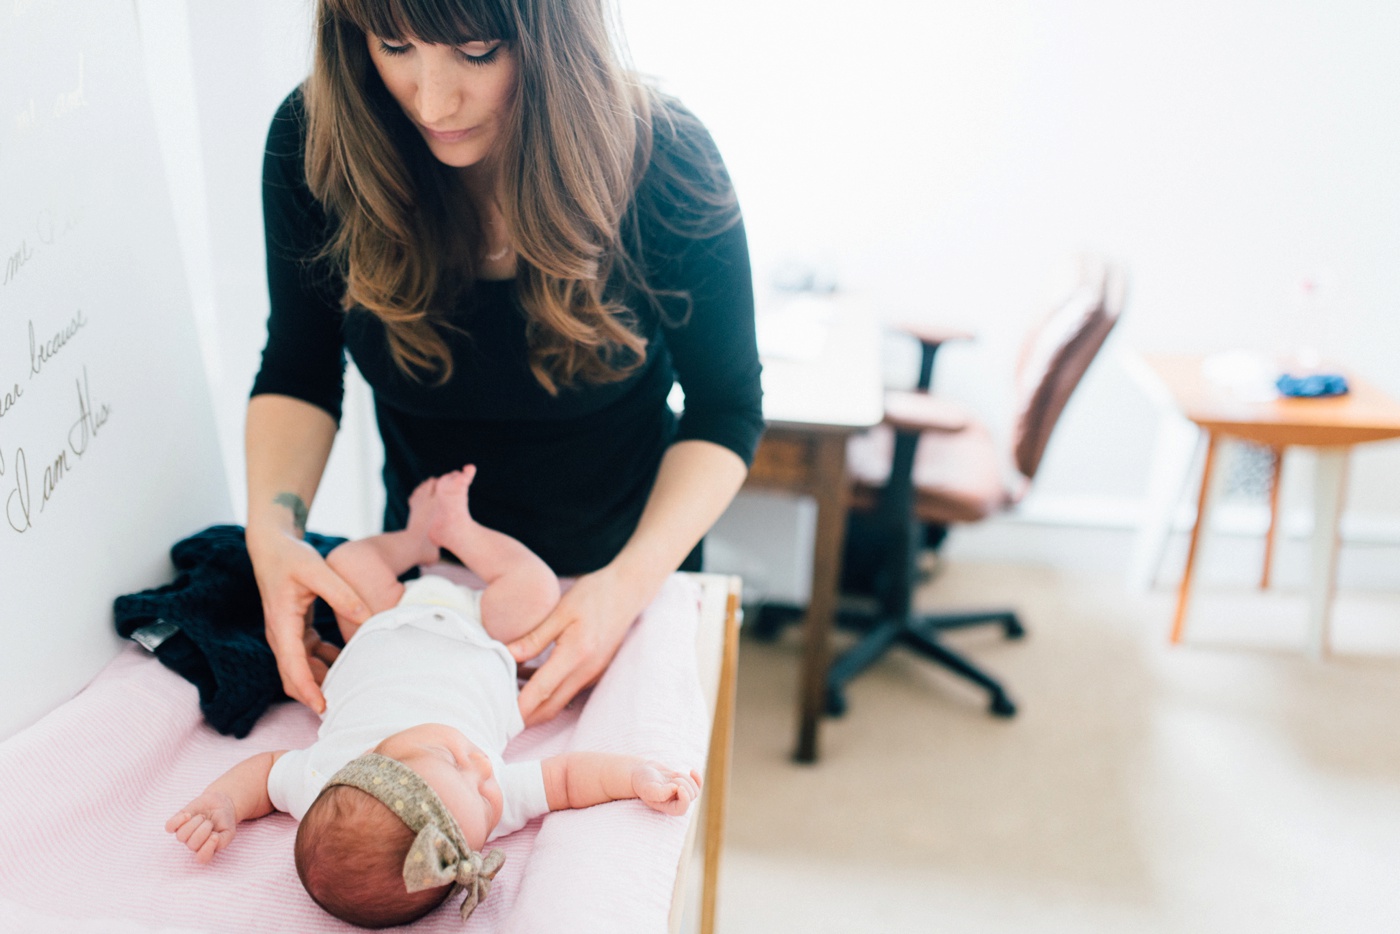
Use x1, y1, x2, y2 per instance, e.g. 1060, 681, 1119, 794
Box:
746, 432, 819, 490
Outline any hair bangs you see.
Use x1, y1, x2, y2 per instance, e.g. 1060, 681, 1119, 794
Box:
333, 0, 516, 45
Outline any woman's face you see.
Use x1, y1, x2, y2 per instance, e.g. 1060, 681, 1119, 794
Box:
366, 30, 517, 171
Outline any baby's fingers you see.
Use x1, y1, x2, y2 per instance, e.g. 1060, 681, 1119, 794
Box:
194, 829, 230, 864
175, 815, 208, 846
186, 819, 215, 854
164, 810, 189, 834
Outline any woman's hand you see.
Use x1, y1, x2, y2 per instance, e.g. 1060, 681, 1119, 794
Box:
508, 442, 748, 725
247, 527, 370, 714
508, 564, 648, 726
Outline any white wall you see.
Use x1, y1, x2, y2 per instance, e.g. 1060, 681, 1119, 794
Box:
142, 1, 1400, 592
619, 0, 1400, 594
138, 0, 382, 539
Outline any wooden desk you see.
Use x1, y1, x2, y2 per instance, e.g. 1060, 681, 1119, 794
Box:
742, 296, 883, 762
1141, 354, 1400, 655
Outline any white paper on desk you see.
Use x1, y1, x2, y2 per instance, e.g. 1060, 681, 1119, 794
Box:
755, 295, 836, 361
1200, 350, 1279, 403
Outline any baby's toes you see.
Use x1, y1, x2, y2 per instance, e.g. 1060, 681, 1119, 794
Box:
434, 471, 467, 504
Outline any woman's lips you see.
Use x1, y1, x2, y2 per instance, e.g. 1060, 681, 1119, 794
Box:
421, 124, 475, 143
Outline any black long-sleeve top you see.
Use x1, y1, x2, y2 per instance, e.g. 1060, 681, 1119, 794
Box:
251, 90, 763, 576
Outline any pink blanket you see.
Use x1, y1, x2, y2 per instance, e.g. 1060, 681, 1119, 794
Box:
0, 571, 709, 933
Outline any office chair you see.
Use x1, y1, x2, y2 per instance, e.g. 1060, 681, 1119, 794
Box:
827, 258, 1127, 718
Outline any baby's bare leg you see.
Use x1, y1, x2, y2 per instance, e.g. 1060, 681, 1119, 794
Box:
430, 467, 561, 643
326, 478, 442, 626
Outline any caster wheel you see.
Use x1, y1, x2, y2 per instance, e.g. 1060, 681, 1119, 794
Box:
749, 605, 796, 643
989, 694, 1017, 718
824, 686, 848, 718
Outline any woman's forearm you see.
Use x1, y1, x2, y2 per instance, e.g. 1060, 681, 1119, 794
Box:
245, 394, 338, 538
608, 439, 747, 599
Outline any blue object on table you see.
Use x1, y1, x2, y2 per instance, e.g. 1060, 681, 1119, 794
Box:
1276, 372, 1349, 398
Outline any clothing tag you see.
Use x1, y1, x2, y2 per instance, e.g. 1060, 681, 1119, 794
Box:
131, 619, 181, 652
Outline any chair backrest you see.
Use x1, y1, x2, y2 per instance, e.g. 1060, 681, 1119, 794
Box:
1010, 256, 1127, 482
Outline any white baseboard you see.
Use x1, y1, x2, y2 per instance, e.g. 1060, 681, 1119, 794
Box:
950, 494, 1400, 592
708, 490, 1400, 604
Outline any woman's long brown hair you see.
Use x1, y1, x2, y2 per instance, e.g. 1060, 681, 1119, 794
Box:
303, 0, 737, 392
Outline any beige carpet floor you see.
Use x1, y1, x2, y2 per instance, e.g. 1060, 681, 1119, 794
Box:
710, 563, 1400, 933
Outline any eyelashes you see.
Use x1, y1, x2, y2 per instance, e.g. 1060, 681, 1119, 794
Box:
376, 38, 504, 67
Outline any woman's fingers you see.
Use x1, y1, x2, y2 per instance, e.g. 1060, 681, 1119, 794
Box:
507, 613, 567, 664
303, 558, 372, 629
265, 612, 325, 714
515, 652, 565, 724
265, 557, 368, 714
519, 654, 598, 726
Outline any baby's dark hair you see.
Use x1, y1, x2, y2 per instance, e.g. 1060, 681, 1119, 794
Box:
295, 784, 452, 928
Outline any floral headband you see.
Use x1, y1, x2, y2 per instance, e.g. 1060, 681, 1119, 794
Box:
326, 752, 506, 922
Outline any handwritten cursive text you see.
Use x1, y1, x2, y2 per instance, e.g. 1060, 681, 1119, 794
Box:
30, 309, 87, 379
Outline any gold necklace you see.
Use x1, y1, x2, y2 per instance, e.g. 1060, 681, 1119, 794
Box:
482, 215, 510, 262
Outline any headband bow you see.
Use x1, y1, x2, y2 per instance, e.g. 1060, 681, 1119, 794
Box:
326, 752, 506, 922
405, 828, 506, 918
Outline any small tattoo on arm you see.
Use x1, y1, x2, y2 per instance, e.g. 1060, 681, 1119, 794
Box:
273, 492, 309, 533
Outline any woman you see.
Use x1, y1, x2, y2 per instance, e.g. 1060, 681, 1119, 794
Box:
246, 0, 763, 727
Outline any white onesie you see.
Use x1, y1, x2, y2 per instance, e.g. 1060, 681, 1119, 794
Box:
267, 574, 549, 838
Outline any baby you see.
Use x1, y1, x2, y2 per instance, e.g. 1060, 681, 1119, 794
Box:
166, 466, 701, 928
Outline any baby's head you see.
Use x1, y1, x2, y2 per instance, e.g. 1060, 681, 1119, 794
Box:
295, 725, 506, 928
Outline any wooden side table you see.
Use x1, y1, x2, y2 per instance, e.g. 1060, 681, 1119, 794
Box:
1140, 354, 1400, 656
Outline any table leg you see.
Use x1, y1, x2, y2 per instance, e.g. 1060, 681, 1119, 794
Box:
1171, 431, 1221, 644
794, 434, 851, 763
1129, 413, 1204, 592
1260, 446, 1285, 590
1307, 447, 1350, 659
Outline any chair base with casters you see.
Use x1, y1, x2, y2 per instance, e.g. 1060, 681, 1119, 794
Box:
825, 419, 1026, 720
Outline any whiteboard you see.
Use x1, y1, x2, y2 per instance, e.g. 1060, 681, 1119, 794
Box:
0, 0, 231, 739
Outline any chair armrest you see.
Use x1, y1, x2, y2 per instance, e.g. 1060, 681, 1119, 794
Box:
894, 322, 976, 351
892, 324, 975, 391
882, 390, 973, 434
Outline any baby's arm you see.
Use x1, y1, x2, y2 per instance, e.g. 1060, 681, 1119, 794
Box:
541, 753, 702, 817
165, 750, 286, 864
325, 478, 442, 639
430, 467, 561, 644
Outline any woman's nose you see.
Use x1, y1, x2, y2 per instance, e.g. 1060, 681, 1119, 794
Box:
415, 57, 462, 125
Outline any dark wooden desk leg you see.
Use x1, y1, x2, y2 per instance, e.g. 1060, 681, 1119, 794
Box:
794, 434, 851, 763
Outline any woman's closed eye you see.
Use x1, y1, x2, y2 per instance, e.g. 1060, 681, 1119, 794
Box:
455, 40, 503, 65
375, 37, 503, 66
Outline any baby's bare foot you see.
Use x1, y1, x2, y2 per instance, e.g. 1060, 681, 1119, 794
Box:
429, 466, 477, 547
405, 477, 437, 527
403, 477, 442, 561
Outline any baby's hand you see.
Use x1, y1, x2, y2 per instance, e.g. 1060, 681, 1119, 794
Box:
165, 790, 239, 864
632, 764, 702, 817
